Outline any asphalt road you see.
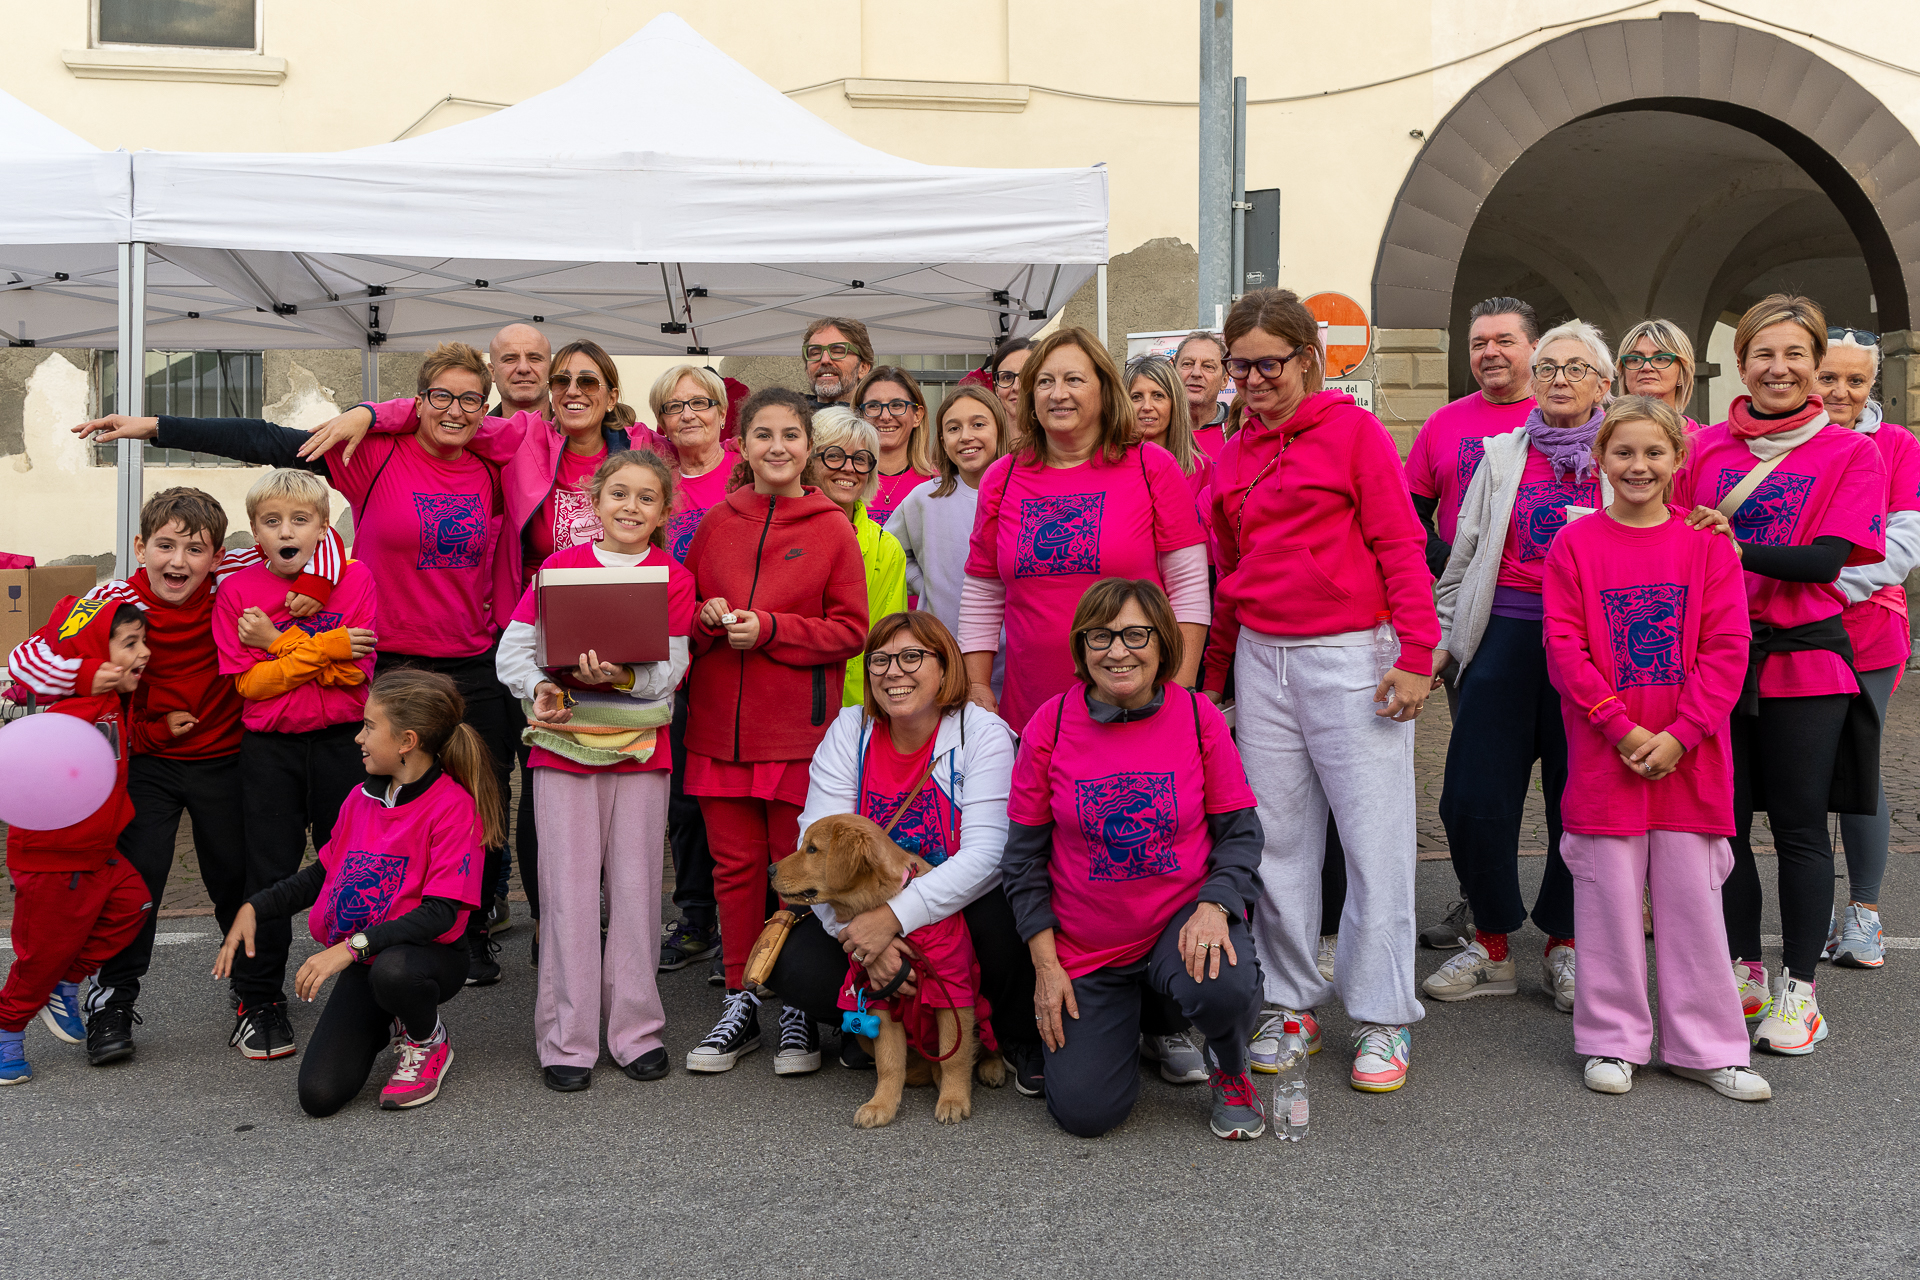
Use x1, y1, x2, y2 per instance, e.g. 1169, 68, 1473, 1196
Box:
3, 857, 1915, 1279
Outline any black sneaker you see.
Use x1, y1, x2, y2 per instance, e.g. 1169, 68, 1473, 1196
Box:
706, 952, 724, 988
1008, 1042, 1045, 1098
838, 1033, 874, 1071
659, 917, 721, 972
466, 932, 502, 987
685, 989, 761, 1073
621, 1048, 670, 1082
86, 1004, 140, 1066
773, 1005, 822, 1075
1419, 898, 1474, 950
231, 1001, 296, 1060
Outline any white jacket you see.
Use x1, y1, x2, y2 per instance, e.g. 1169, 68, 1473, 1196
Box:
797, 701, 1017, 938
1839, 404, 1920, 604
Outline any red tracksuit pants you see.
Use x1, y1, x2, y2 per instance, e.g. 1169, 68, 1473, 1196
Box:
695, 797, 802, 989
0, 858, 151, 1031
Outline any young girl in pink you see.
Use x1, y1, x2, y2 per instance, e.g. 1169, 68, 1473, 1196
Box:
1543, 396, 1767, 1102
496, 450, 695, 1091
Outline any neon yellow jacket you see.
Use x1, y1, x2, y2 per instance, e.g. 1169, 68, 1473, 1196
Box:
845, 503, 908, 706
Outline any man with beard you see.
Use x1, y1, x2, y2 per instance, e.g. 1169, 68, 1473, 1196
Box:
801, 318, 874, 408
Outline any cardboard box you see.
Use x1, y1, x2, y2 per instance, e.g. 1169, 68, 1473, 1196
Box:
0, 566, 102, 665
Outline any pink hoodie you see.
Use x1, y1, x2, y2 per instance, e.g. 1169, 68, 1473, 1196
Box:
1205, 390, 1439, 690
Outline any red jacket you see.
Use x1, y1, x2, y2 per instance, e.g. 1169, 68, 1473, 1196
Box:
5, 596, 137, 872
125, 571, 244, 759
684, 485, 867, 762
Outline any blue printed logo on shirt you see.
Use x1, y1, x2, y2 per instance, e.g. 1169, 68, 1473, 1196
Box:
291, 610, 344, 638
862, 786, 950, 866
1600, 583, 1688, 689
668, 507, 705, 565
413, 492, 488, 569
1075, 773, 1179, 881
1512, 478, 1599, 562
1015, 493, 1104, 578
318, 849, 407, 942
1455, 437, 1486, 493
1716, 468, 1813, 546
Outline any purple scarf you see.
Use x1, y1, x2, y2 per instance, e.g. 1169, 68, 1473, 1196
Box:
1524, 405, 1604, 483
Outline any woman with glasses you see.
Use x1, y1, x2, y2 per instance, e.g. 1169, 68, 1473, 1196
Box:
764, 611, 1039, 1091
987, 337, 1035, 428
810, 406, 909, 706
960, 327, 1210, 733
1615, 320, 1700, 426
850, 366, 938, 528
1206, 289, 1437, 1096
1126, 355, 1213, 539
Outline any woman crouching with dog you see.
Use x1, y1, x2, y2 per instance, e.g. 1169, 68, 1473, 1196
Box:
764, 612, 1040, 1089
1003, 578, 1267, 1140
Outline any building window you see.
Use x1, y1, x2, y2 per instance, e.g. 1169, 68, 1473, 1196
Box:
92, 350, 264, 468
94, 0, 260, 53
899, 353, 991, 415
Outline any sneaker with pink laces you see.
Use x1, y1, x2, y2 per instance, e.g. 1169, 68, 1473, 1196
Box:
380, 1030, 453, 1110
1208, 1068, 1267, 1140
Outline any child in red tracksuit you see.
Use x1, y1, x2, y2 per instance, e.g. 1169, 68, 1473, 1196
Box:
0, 598, 154, 1084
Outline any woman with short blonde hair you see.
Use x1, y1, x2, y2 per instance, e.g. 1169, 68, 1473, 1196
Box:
812, 406, 908, 707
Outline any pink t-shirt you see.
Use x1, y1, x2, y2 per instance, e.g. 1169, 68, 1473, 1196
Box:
667, 465, 732, 566
308, 771, 487, 948
859, 729, 955, 867
966, 444, 1207, 731
527, 444, 607, 576
869, 467, 936, 529
1675, 422, 1888, 698
1497, 447, 1601, 595
1543, 509, 1750, 837
1842, 422, 1920, 673
331, 433, 502, 658
1191, 422, 1227, 462
1008, 686, 1256, 980
1405, 392, 1536, 544
214, 560, 377, 734
508, 540, 694, 776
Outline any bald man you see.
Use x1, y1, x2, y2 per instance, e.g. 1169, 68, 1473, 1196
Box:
490, 323, 553, 419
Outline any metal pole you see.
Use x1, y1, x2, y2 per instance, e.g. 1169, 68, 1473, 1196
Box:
362, 347, 379, 403
1197, 0, 1232, 328
1232, 75, 1247, 301
114, 242, 148, 580
1097, 264, 1109, 351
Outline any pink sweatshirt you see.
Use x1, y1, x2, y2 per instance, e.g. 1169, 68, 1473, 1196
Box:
1205, 390, 1439, 691
214, 560, 377, 734
1543, 509, 1750, 836
1405, 391, 1536, 544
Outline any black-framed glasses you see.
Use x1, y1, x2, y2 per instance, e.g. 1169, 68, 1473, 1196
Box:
1830, 326, 1879, 344
859, 398, 917, 420
423, 387, 486, 411
804, 342, 857, 360
1224, 350, 1301, 381
1618, 352, 1678, 372
1080, 625, 1156, 652
1532, 360, 1597, 384
548, 372, 605, 392
991, 370, 1021, 387
814, 446, 877, 474
866, 647, 933, 674
661, 397, 720, 418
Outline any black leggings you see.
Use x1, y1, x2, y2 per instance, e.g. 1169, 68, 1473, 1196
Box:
298, 943, 465, 1118
1726, 694, 1849, 981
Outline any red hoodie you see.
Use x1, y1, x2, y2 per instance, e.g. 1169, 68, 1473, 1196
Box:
5, 596, 138, 872
684, 485, 867, 762
1206, 390, 1440, 691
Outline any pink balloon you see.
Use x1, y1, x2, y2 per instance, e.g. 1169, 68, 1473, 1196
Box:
0, 711, 117, 831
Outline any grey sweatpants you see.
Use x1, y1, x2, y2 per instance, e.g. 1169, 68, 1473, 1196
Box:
1837, 663, 1900, 904
1235, 633, 1426, 1027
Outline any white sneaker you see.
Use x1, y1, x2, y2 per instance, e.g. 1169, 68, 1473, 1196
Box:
1315, 934, 1338, 981
1139, 1029, 1208, 1085
1422, 940, 1518, 1001
1583, 1056, 1633, 1094
1670, 1063, 1772, 1101
1734, 962, 1771, 1023
1541, 944, 1576, 1013
1753, 976, 1828, 1056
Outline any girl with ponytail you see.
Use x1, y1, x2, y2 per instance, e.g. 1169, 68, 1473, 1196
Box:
215, 669, 497, 1117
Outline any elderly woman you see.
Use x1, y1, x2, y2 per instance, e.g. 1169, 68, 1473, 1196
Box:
1672, 297, 1887, 1054
1126, 354, 1213, 533
1427, 320, 1618, 1016
1003, 578, 1265, 1139
811, 406, 909, 706
1816, 330, 1920, 969
987, 336, 1035, 427
764, 611, 1038, 1084
1616, 319, 1700, 427
852, 366, 938, 527
959, 327, 1210, 733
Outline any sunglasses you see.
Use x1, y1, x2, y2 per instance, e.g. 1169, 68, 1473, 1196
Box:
549, 372, 606, 392
1829, 326, 1879, 345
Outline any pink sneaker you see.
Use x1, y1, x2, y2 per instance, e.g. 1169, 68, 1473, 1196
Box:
380, 1033, 452, 1110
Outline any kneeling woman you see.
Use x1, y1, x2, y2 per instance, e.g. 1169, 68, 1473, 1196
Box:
1003, 579, 1266, 1140
214, 670, 502, 1116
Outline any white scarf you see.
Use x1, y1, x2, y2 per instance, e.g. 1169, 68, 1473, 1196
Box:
1743, 409, 1828, 461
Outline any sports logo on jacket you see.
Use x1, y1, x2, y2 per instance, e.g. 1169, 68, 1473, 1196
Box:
862, 786, 950, 866
1454, 437, 1486, 493
1511, 478, 1599, 562
57, 597, 108, 640
1600, 583, 1688, 688
1075, 773, 1178, 881
1717, 468, 1812, 546
291, 610, 344, 638
413, 493, 488, 569
1016, 493, 1103, 577
317, 849, 407, 942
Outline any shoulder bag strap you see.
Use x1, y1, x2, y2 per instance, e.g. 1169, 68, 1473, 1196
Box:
1716, 446, 1799, 519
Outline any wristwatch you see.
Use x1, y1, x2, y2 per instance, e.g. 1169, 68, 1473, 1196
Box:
347, 932, 372, 962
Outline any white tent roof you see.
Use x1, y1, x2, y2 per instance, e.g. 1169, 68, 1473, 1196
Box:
135, 12, 1107, 356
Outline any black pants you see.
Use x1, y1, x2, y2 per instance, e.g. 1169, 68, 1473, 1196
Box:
667, 686, 716, 929
98, 753, 249, 1009
1727, 694, 1849, 980
377, 648, 517, 949
514, 742, 540, 919
1438, 614, 1576, 939
767, 886, 1041, 1051
236, 724, 362, 1006
1043, 903, 1260, 1139
297, 943, 465, 1118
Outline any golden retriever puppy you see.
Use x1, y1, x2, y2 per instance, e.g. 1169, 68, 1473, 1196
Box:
772, 813, 1006, 1127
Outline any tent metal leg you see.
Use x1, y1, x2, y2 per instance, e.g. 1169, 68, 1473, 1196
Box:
362, 347, 378, 401
114, 242, 147, 581
1097, 264, 1108, 349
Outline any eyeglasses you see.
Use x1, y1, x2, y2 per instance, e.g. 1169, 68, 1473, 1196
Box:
1829, 326, 1879, 344
1080, 625, 1156, 652
1224, 350, 1301, 381
991, 370, 1021, 387
661, 397, 720, 418
859, 399, 917, 420
804, 342, 858, 360
1618, 352, 1678, 372
423, 387, 487, 411
866, 648, 933, 674
814, 446, 877, 474
1531, 360, 1598, 384
548, 372, 605, 393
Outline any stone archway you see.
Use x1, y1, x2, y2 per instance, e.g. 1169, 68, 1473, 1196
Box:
1370, 11, 1920, 432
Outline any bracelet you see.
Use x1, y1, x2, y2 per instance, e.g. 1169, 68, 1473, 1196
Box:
1587, 694, 1620, 718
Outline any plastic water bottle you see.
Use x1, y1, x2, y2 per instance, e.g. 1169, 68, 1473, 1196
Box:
1274, 1019, 1309, 1141
1372, 610, 1400, 711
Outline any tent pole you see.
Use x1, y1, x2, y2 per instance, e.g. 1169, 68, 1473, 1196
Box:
362, 347, 379, 402
114, 242, 148, 580
1097, 264, 1108, 351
